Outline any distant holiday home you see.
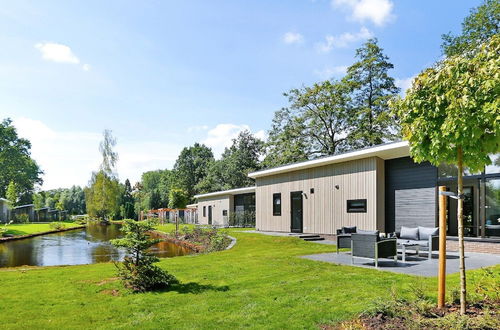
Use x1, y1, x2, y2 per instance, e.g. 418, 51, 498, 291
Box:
195, 141, 500, 239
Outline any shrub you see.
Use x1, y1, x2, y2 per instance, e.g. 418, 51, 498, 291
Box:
178, 226, 231, 252
111, 219, 177, 292
49, 222, 66, 230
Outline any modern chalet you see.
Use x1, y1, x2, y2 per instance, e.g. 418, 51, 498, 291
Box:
194, 141, 500, 240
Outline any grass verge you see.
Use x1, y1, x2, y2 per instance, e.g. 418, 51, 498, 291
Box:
2, 222, 81, 236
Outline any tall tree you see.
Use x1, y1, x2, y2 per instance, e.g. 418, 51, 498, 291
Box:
85, 130, 121, 221
120, 179, 136, 219
343, 38, 400, 147
0, 118, 43, 203
6, 181, 18, 207
264, 80, 353, 167
393, 35, 499, 314
172, 143, 214, 197
197, 130, 264, 192
441, 0, 499, 57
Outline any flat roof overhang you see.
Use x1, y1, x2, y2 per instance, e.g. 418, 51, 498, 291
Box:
194, 186, 256, 199
248, 141, 410, 179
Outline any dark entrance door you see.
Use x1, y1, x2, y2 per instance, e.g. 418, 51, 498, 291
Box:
290, 191, 303, 233
208, 206, 212, 225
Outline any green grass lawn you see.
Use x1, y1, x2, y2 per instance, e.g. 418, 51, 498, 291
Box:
2, 222, 82, 236
154, 223, 196, 234
0, 230, 497, 329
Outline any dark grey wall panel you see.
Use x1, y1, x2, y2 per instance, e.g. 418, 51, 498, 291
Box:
385, 157, 438, 232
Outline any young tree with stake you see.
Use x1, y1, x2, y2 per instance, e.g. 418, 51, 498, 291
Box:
392, 35, 499, 314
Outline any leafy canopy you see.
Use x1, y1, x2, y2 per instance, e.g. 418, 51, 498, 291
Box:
441, 0, 500, 57
392, 35, 500, 172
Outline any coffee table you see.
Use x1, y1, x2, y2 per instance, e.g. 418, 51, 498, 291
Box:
399, 242, 420, 263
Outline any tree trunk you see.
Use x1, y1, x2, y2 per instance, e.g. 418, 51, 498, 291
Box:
457, 147, 467, 315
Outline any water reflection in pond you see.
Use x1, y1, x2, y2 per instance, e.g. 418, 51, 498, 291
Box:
0, 223, 191, 268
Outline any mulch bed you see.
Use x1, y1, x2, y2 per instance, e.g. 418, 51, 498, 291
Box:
150, 230, 205, 253
322, 300, 499, 329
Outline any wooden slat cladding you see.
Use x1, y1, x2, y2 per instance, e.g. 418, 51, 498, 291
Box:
197, 195, 232, 226
255, 157, 385, 234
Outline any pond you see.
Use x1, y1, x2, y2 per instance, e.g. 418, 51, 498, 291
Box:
0, 223, 192, 268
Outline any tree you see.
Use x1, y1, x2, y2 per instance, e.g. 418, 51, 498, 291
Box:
168, 188, 189, 209
120, 179, 136, 219
6, 181, 18, 207
197, 130, 264, 192
172, 143, 214, 197
0, 118, 43, 203
32, 191, 45, 209
392, 35, 499, 314
343, 38, 400, 147
441, 0, 499, 57
111, 219, 177, 292
265, 80, 353, 167
263, 108, 310, 167
85, 130, 121, 221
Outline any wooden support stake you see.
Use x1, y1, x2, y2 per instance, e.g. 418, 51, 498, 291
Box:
438, 186, 447, 309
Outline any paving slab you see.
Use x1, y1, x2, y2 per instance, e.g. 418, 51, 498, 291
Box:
301, 251, 500, 277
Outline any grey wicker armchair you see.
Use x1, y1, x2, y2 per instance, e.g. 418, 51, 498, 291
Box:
336, 226, 356, 253
351, 231, 397, 268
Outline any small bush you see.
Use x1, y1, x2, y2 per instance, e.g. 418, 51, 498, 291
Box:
49, 222, 66, 230
177, 226, 231, 252
112, 219, 177, 292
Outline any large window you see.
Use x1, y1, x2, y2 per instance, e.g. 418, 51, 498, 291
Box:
234, 193, 255, 213
347, 199, 367, 213
485, 178, 500, 237
273, 193, 281, 216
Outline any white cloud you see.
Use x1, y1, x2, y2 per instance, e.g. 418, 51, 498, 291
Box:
395, 76, 415, 95
332, 0, 395, 26
314, 65, 348, 79
202, 123, 265, 158
82, 64, 91, 71
187, 125, 209, 133
35, 42, 80, 64
283, 32, 304, 45
12, 117, 183, 189
316, 27, 372, 53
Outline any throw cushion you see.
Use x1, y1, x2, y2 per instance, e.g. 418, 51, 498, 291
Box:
418, 226, 439, 240
342, 226, 357, 234
400, 226, 419, 240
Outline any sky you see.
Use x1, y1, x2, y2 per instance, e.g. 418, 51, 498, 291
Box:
0, 0, 481, 190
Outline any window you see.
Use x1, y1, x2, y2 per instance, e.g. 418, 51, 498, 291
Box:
222, 210, 228, 216
273, 193, 281, 216
203, 206, 206, 217
347, 199, 367, 213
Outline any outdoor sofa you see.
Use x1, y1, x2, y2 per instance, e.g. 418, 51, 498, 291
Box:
396, 226, 439, 260
336, 226, 357, 253
351, 230, 397, 268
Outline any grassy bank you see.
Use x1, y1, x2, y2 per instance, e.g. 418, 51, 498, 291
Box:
154, 223, 196, 234
2, 222, 82, 237
0, 230, 497, 329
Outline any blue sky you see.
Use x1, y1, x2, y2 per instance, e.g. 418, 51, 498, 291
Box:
0, 0, 481, 189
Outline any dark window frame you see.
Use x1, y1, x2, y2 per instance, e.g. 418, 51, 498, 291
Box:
203, 206, 206, 217
273, 193, 282, 216
347, 199, 367, 213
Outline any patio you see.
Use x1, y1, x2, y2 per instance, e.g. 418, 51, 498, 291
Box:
301, 250, 500, 277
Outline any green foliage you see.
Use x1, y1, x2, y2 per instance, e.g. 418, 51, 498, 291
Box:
168, 188, 189, 209
5, 181, 18, 207
111, 219, 178, 292
178, 226, 231, 252
393, 35, 500, 172
197, 130, 263, 192
343, 38, 400, 147
0, 118, 43, 203
441, 0, 500, 57
172, 143, 214, 197
99, 129, 118, 176
264, 80, 353, 167
49, 222, 66, 230
85, 171, 121, 220
120, 179, 135, 219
